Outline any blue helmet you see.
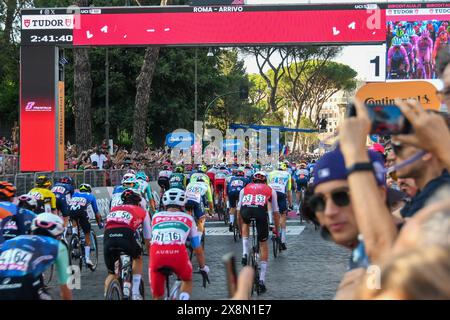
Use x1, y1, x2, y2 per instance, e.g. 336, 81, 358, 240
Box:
406, 28, 416, 37
136, 171, 148, 182
60, 176, 74, 186
401, 35, 410, 44
392, 36, 402, 46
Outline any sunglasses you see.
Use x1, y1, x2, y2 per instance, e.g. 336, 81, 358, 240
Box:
309, 188, 351, 213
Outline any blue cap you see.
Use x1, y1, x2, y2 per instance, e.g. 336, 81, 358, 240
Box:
314, 146, 386, 187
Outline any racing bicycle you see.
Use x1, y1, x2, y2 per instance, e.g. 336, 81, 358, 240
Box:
157, 266, 209, 300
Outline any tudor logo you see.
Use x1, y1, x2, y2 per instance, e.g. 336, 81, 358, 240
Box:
21, 15, 74, 30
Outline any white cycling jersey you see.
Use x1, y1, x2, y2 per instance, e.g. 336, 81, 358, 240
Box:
151, 211, 201, 246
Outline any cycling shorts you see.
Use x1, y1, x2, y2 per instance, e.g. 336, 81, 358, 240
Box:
69, 209, 91, 235
240, 206, 269, 242
296, 180, 308, 190
149, 244, 192, 298
55, 197, 70, 217
276, 191, 288, 213
185, 199, 206, 220
103, 228, 142, 274
214, 179, 226, 192
157, 177, 170, 191
0, 274, 42, 300
227, 191, 241, 209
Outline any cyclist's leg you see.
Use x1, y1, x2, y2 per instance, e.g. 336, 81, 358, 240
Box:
256, 210, 269, 290
77, 211, 92, 262
149, 246, 166, 300
239, 208, 251, 264
130, 230, 144, 299
103, 228, 119, 295
277, 192, 288, 248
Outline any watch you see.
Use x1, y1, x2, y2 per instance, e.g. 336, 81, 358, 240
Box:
346, 162, 374, 176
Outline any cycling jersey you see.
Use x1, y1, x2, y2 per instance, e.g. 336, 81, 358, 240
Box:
214, 170, 229, 192
51, 183, 75, 217
0, 235, 70, 300
1, 208, 36, 243
28, 188, 56, 213
158, 170, 172, 179
105, 204, 151, 236
111, 185, 125, 209
137, 180, 154, 203
243, 168, 254, 179
68, 192, 99, 235
185, 182, 212, 220
387, 46, 410, 72
237, 183, 279, 212
206, 168, 217, 186
0, 201, 17, 219
169, 173, 186, 190
268, 170, 292, 194
149, 210, 202, 297
295, 169, 310, 185
227, 176, 249, 208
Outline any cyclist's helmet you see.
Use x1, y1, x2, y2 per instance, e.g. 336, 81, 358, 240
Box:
162, 165, 170, 171
406, 28, 416, 37
122, 173, 136, 184
126, 169, 136, 175
421, 28, 430, 37
79, 183, 92, 193
121, 188, 142, 205
299, 162, 307, 169
31, 212, 64, 238
236, 170, 245, 177
162, 188, 186, 207
278, 162, 287, 171
175, 166, 184, 173
252, 171, 267, 184
396, 28, 404, 38
198, 164, 207, 173
35, 175, 52, 188
392, 36, 402, 47
0, 181, 16, 199
264, 164, 273, 172
18, 194, 37, 210
60, 176, 74, 186
401, 35, 410, 44
122, 177, 138, 188
136, 172, 148, 182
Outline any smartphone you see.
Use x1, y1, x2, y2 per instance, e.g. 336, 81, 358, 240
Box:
347, 103, 412, 135
222, 252, 238, 298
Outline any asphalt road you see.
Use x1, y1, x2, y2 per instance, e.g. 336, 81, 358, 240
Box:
46, 213, 348, 300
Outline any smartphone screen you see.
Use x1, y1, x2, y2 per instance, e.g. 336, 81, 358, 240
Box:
367, 104, 409, 135
222, 252, 238, 298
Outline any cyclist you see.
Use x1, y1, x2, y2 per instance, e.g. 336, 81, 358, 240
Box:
243, 164, 254, 180
206, 165, 217, 189
226, 169, 249, 232
136, 171, 156, 215
104, 189, 151, 300
51, 176, 75, 228
68, 183, 103, 269
190, 164, 212, 186
0, 213, 72, 300
237, 171, 279, 293
213, 164, 229, 210
28, 175, 57, 214
157, 164, 172, 194
416, 28, 434, 79
295, 162, 310, 209
111, 175, 141, 209
169, 166, 187, 190
150, 188, 209, 300
1, 194, 37, 243
401, 35, 415, 78
0, 182, 26, 244
433, 30, 449, 67
268, 162, 293, 250
185, 177, 214, 238
387, 36, 410, 79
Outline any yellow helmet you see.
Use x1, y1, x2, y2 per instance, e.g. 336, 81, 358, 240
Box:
278, 163, 287, 171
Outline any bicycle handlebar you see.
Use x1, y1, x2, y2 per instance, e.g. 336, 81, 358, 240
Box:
194, 270, 210, 288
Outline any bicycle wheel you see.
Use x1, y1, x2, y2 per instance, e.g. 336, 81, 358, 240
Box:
272, 236, 278, 258
223, 208, 229, 225
201, 232, 205, 249
139, 278, 145, 300
68, 234, 82, 272
89, 231, 99, 271
233, 223, 238, 242
105, 279, 123, 300
250, 251, 260, 296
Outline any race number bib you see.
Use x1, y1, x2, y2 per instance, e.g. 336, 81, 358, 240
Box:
241, 194, 266, 206
111, 194, 123, 208
152, 231, 182, 244
0, 248, 33, 272
106, 210, 132, 225
52, 186, 66, 194
231, 180, 244, 187
186, 186, 202, 203
69, 197, 87, 211
269, 183, 285, 193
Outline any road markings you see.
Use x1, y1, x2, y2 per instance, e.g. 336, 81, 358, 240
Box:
205, 226, 305, 236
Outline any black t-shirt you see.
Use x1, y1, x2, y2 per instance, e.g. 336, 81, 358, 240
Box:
400, 170, 450, 218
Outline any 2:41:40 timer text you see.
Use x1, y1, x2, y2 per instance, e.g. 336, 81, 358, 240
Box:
30, 35, 73, 43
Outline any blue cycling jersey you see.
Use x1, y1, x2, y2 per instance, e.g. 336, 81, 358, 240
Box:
68, 192, 99, 214
0, 235, 59, 278
52, 183, 74, 201
227, 176, 249, 194
0, 208, 37, 243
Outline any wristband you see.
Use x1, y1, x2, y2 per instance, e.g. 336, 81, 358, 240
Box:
346, 162, 374, 176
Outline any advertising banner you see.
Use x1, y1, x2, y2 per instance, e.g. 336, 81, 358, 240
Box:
166, 132, 194, 149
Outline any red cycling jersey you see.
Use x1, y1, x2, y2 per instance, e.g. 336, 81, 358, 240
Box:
237, 183, 279, 212
105, 204, 150, 232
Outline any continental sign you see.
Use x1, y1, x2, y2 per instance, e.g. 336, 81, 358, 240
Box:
356, 81, 440, 110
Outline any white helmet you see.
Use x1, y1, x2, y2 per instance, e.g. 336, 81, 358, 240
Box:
162, 188, 186, 207
122, 173, 136, 184
31, 213, 64, 237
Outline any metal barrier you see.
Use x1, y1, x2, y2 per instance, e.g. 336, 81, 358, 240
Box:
0, 166, 161, 193
0, 155, 19, 175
